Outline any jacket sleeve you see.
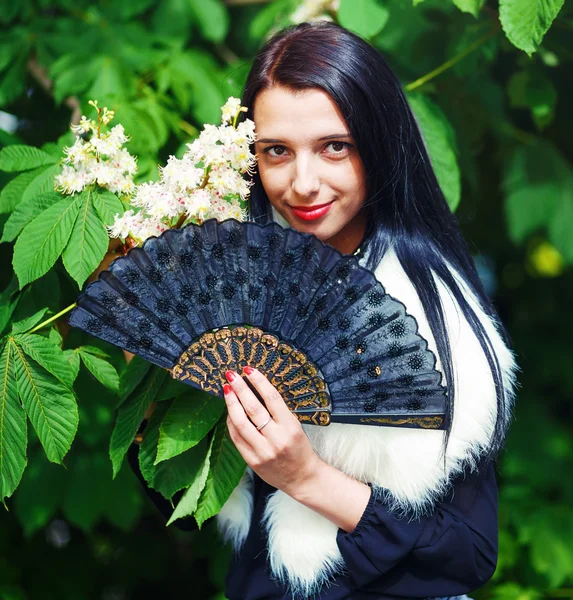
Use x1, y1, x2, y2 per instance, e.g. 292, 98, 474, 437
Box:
127, 440, 198, 532
335, 460, 498, 595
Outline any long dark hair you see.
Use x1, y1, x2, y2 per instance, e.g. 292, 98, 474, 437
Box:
241, 21, 512, 464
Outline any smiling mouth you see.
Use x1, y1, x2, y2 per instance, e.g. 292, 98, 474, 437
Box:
289, 201, 333, 211
289, 201, 333, 221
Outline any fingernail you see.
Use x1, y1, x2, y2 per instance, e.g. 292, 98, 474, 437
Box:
223, 383, 232, 395
243, 366, 255, 375
225, 370, 235, 382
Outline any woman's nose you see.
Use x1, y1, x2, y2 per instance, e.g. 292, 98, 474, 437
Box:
291, 157, 320, 198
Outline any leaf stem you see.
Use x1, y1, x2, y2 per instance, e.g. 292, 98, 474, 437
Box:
405, 23, 501, 92
178, 120, 199, 138
28, 303, 77, 334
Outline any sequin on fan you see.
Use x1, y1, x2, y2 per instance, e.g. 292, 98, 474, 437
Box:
367, 312, 384, 328
407, 353, 425, 371
388, 320, 407, 338
249, 286, 261, 300
387, 341, 403, 358
235, 271, 248, 285
345, 287, 359, 302
179, 251, 193, 268
99, 291, 116, 307
156, 298, 171, 313
156, 249, 172, 266
123, 269, 141, 285
406, 398, 426, 411
227, 228, 242, 247
180, 284, 194, 300
247, 244, 262, 259
336, 336, 349, 350
211, 243, 224, 260
281, 252, 296, 268
350, 357, 363, 371
367, 290, 385, 306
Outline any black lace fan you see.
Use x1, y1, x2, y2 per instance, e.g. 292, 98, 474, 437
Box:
68, 218, 448, 429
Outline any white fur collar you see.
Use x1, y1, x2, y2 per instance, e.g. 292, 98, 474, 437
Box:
216, 210, 518, 597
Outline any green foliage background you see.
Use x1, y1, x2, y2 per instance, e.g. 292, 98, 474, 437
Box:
1, 0, 573, 598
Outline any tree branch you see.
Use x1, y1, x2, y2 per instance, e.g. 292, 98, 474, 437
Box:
27, 55, 82, 125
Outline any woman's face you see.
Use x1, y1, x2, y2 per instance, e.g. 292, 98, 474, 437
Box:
253, 86, 367, 255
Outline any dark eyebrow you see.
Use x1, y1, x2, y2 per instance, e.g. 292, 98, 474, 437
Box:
256, 133, 353, 144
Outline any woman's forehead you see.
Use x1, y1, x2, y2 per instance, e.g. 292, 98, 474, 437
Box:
253, 86, 350, 140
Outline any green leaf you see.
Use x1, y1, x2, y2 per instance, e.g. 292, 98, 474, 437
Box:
156, 391, 225, 463
13, 195, 82, 288
152, 0, 194, 39
118, 355, 151, 404
21, 164, 61, 204
407, 92, 461, 211
167, 436, 213, 525
11, 308, 49, 334
249, 0, 294, 43
338, 0, 389, 39
507, 68, 557, 131
63, 349, 80, 382
0, 145, 58, 173
503, 140, 573, 261
48, 327, 63, 347
0, 58, 26, 108
61, 189, 109, 288
61, 452, 112, 531
50, 56, 101, 106
109, 366, 168, 478
12, 449, 67, 537
519, 507, 573, 588
194, 418, 246, 528
548, 184, 573, 263
0, 343, 27, 503
78, 347, 119, 392
0, 191, 62, 243
489, 583, 542, 600
92, 189, 124, 226
452, 0, 485, 17
156, 376, 191, 402
0, 168, 49, 215
0, 277, 20, 337
189, 0, 229, 42
103, 454, 144, 531
13, 332, 76, 390
78, 345, 110, 358
165, 51, 226, 125
139, 401, 211, 499
11, 340, 78, 463
87, 56, 136, 103
499, 0, 565, 55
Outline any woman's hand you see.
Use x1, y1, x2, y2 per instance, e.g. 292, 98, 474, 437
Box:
223, 366, 323, 497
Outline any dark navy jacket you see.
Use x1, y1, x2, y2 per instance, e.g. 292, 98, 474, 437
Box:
128, 442, 498, 599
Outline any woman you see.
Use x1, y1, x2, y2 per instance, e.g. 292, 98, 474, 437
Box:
129, 21, 518, 600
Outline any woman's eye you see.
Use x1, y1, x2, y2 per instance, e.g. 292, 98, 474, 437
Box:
325, 142, 351, 155
265, 146, 287, 157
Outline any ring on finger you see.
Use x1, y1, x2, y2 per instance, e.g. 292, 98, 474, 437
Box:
256, 417, 273, 432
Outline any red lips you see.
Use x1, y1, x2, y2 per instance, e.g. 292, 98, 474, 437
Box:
290, 202, 333, 221
289, 201, 333, 211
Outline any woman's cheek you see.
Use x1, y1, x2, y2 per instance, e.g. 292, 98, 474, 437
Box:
260, 169, 289, 203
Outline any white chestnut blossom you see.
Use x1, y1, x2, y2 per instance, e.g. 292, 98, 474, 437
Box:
107, 96, 256, 245
55, 105, 136, 197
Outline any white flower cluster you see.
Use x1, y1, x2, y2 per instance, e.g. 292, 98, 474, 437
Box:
55, 101, 137, 196
108, 97, 257, 245
290, 0, 339, 23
